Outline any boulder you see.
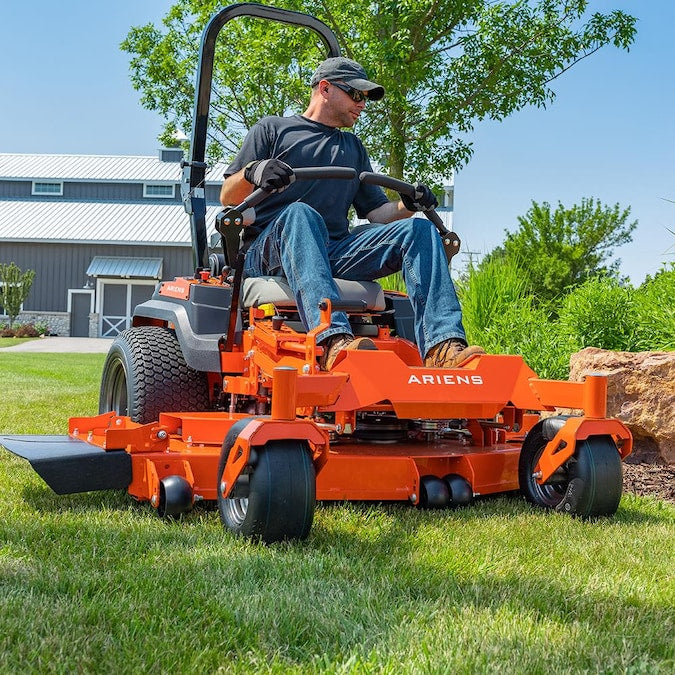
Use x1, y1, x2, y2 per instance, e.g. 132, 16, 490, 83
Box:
568, 348, 675, 465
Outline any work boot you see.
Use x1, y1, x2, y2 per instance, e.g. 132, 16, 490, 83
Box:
318, 333, 377, 371
424, 339, 485, 368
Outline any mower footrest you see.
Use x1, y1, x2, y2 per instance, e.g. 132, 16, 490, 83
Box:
0, 435, 132, 495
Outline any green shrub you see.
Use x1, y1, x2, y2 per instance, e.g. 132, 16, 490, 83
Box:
478, 303, 573, 379
633, 265, 675, 351
454, 256, 573, 378
455, 255, 529, 341
558, 277, 638, 351
378, 271, 406, 292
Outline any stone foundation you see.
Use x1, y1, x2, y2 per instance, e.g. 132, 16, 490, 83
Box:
16, 311, 70, 336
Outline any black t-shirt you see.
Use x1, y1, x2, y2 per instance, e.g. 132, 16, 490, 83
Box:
224, 114, 389, 240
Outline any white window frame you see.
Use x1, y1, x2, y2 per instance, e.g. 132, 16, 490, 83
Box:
143, 183, 175, 199
32, 181, 64, 196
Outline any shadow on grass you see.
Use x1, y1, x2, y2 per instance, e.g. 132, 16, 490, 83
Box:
20, 476, 673, 528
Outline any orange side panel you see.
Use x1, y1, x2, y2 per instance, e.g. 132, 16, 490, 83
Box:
128, 449, 220, 502
316, 454, 420, 501
317, 443, 521, 501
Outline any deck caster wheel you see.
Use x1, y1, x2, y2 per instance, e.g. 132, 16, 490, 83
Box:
217, 419, 316, 543
519, 419, 623, 517
444, 474, 473, 507
419, 475, 450, 508
158, 475, 193, 518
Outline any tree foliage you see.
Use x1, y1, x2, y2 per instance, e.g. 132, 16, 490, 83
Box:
485, 198, 636, 305
122, 0, 636, 182
0, 263, 35, 328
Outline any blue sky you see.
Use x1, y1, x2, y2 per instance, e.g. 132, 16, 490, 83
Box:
2, 1, 673, 284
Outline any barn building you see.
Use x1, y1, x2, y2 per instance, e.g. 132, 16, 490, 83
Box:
0, 151, 225, 337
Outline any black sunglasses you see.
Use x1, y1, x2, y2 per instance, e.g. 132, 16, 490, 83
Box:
331, 82, 368, 103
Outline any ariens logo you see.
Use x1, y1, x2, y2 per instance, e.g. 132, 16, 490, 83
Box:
408, 374, 483, 385
165, 284, 185, 294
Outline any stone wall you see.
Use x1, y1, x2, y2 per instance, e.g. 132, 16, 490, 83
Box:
16, 310, 70, 336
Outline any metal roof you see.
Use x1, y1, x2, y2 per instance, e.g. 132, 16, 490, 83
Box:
0, 153, 228, 184
87, 256, 163, 279
0, 200, 222, 244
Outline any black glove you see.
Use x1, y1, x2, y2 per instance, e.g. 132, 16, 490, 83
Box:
244, 158, 295, 192
400, 183, 438, 212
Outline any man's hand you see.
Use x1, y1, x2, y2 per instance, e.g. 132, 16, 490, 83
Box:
400, 183, 438, 212
244, 159, 295, 192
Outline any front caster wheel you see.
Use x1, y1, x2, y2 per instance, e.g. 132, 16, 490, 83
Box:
217, 422, 316, 543
519, 420, 623, 518
158, 475, 193, 518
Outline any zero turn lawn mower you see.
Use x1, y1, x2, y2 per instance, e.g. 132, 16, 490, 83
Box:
0, 3, 632, 543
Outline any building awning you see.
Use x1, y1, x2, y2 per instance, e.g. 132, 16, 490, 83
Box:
86, 256, 163, 279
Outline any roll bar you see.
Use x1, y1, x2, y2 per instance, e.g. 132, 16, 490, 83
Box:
181, 3, 341, 270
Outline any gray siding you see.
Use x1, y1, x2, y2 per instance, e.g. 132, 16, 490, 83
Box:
0, 242, 192, 312
0, 180, 182, 203
0, 180, 222, 204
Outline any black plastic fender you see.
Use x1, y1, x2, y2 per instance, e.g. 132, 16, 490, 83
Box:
133, 282, 235, 373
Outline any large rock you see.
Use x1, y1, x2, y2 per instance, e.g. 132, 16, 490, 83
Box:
568, 348, 675, 465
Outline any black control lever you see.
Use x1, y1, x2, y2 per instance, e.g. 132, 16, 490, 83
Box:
359, 171, 460, 261
217, 166, 357, 231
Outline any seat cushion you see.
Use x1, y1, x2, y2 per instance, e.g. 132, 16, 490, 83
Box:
242, 276, 386, 311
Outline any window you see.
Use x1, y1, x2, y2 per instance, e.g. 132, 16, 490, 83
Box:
32, 181, 63, 196
143, 184, 175, 199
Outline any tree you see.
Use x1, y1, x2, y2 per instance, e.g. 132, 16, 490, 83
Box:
122, 0, 636, 183
486, 198, 636, 305
0, 262, 36, 328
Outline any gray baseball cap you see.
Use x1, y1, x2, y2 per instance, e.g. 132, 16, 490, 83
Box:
310, 57, 385, 101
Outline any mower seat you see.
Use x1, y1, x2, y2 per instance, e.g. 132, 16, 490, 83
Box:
241, 276, 386, 311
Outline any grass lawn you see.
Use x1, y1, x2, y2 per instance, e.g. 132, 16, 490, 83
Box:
0, 353, 673, 673
0, 337, 38, 349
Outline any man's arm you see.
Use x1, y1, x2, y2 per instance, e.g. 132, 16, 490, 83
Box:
220, 168, 254, 207
366, 182, 439, 223
366, 200, 414, 224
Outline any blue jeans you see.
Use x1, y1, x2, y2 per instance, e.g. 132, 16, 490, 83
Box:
243, 202, 466, 358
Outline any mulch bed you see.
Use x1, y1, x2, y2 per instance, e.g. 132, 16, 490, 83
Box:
623, 458, 675, 504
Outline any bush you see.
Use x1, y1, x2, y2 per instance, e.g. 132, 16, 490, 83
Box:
633, 265, 675, 351
476, 303, 573, 379
32, 321, 49, 336
454, 256, 573, 378
378, 271, 406, 293
13, 324, 40, 338
455, 255, 529, 340
558, 277, 638, 352
0, 322, 47, 339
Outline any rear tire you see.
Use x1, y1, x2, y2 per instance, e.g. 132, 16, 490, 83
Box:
99, 326, 210, 424
519, 422, 623, 517
217, 421, 315, 543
